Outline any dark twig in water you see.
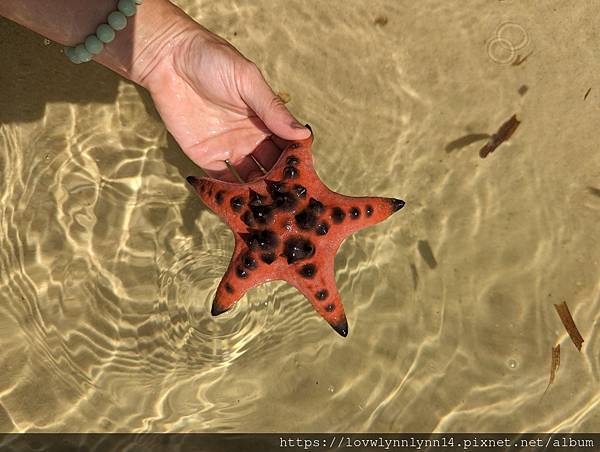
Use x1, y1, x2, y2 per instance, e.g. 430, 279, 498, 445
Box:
512, 51, 533, 66
479, 114, 521, 158
584, 88, 592, 100
445, 133, 490, 153
554, 302, 584, 351
417, 240, 437, 269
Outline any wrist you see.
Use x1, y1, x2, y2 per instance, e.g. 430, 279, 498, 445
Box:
93, 0, 196, 87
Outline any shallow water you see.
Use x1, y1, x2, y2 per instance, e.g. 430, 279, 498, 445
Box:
1, 0, 600, 433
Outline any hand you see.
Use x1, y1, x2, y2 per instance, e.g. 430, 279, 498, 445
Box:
141, 26, 310, 181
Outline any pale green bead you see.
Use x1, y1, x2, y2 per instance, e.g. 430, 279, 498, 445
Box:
96, 24, 115, 43
75, 44, 92, 62
84, 35, 104, 54
64, 46, 81, 64
107, 11, 127, 31
117, 0, 137, 17
134, 0, 143, 4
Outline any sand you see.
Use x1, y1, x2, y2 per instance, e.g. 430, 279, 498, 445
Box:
0, 0, 599, 432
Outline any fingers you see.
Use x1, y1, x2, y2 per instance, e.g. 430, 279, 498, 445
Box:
245, 136, 296, 179
203, 154, 266, 183
270, 135, 294, 151
204, 156, 257, 183
203, 166, 240, 183
202, 137, 289, 183
239, 63, 311, 141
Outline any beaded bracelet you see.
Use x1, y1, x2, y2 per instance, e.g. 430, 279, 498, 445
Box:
64, 0, 144, 64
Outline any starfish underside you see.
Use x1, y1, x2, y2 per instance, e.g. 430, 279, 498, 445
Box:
187, 129, 404, 337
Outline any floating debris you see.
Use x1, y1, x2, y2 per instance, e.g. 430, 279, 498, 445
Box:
584, 88, 592, 100
479, 114, 521, 158
512, 51, 533, 66
374, 15, 388, 27
277, 92, 291, 104
417, 240, 437, 269
587, 186, 600, 198
518, 85, 528, 96
542, 344, 560, 399
549, 344, 560, 386
554, 302, 584, 351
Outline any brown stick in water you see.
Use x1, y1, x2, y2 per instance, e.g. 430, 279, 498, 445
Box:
479, 114, 521, 158
554, 302, 584, 351
584, 88, 592, 100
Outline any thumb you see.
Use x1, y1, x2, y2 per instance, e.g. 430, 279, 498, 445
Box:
239, 63, 311, 140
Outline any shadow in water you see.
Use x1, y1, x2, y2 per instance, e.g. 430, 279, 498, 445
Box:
587, 186, 600, 198
417, 239, 437, 269
444, 133, 490, 154
0, 16, 212, 211
0, 17, 140, 123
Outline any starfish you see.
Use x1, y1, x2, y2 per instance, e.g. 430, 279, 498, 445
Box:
186, 128, 405, 337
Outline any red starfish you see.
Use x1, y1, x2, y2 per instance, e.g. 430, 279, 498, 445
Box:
186, 128, 404, 337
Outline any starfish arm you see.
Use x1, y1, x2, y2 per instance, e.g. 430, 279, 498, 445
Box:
321, 194, 405, 237
211, 234, 283, 315
281, 242, 348, 337
186, 176, 238, 217
211, 262, 249, 316
211, 241, 261, 316
291, 261, 348, 337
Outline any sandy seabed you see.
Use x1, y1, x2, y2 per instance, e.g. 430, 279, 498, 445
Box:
0, 0, 599, 433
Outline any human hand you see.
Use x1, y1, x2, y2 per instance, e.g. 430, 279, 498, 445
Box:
141, 25, 311, 181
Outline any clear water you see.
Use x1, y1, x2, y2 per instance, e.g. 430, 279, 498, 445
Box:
1, 0, 599, 432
